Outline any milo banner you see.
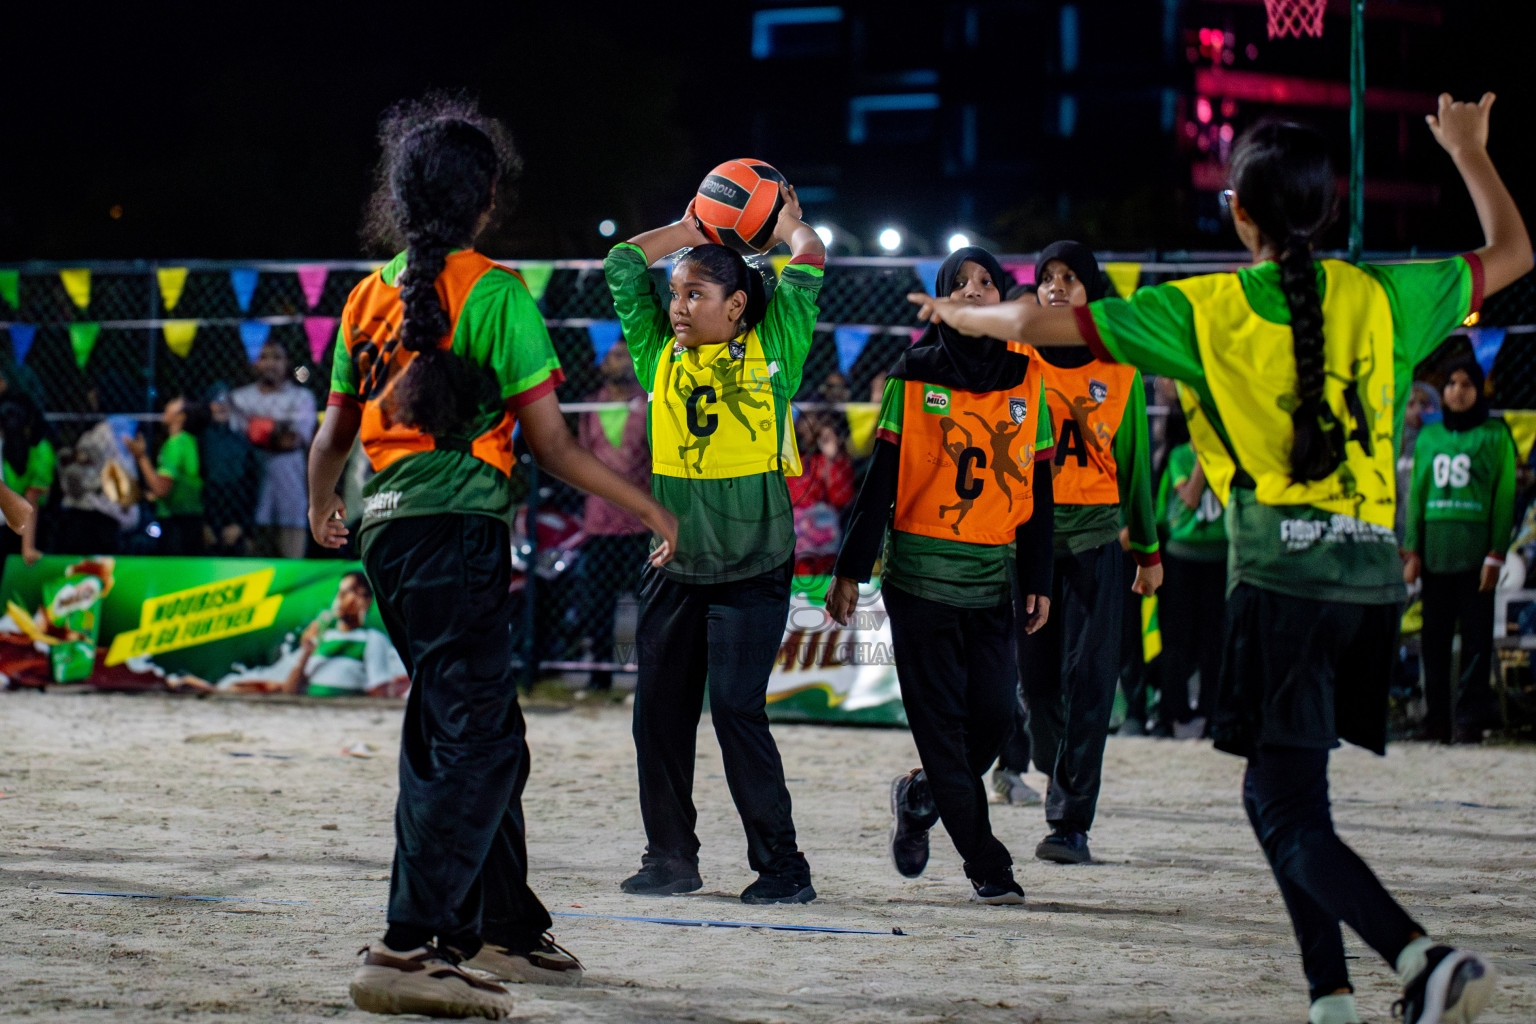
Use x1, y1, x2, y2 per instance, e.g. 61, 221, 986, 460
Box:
0, 555, 394, 692
766, 577, 904, 726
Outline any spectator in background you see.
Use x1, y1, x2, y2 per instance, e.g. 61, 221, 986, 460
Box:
566, 344, 652, 691
1395, 381, 1441, 543
1404, 359, 1516, 744
201, 387, 262, 556
53, 420, 138, 555
126, 397, 209, 556
229, 340, 316, 558
0, 394, 56, 566
788, 411, 854, 575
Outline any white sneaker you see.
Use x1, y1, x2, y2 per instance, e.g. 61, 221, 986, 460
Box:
990, 769, 1042, 806
349, 943, 514, 1019
464, 934, 585, 987
1394, 946, 1496, 1024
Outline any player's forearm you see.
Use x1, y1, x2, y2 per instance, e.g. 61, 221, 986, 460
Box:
625, 222, 697, 266
0, 483, 30, 534
784, 221, 825, 261
1453, 147, 1534, 295
307, 408, 357, 511
942, 300, 1085, 347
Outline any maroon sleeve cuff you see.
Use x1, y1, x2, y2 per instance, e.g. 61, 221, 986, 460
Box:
505, 368, 566, 410
1133, 549, 1162, 568
1485, 551, 1505, 565
874, 427, 900, 445
1033, 444, 1056, 463
1074, 304, 1114, 362
327, 391, 361, 409
1463, 251, 1486, 315
788, 254, 825, 269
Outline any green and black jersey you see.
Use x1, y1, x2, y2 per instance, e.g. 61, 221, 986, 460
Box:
1157, 442, 1228, 562
604, 243, 822, 584
1406, 418, 1516, 574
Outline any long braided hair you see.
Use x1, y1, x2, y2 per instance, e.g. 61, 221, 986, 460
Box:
362, 93, 520, 436
1228, 120, 1341, 482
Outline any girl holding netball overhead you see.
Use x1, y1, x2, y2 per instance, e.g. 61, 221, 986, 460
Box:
828, 245, 1055, 905
309, 95, 677, 1019
910, 93, 1529, 1024
604, 178, 825, 905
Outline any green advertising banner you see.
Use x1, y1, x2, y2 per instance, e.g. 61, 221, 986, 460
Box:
766, 577, 905, 727
1, 555, 386, 687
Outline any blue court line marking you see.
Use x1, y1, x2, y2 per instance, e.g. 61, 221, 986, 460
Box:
55, 892, 898, 935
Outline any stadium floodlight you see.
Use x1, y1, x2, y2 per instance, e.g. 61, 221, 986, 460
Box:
878, 227, 903, 252
598, 219, 618, 237
947, 232, 971, 252
814, 224, 834, 247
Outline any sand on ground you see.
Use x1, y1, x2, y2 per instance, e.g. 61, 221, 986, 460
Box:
1, 689, 1532, 1023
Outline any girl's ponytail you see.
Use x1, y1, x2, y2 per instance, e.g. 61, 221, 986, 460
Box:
1228, 120, 1341, 482
391, 240, 460, 435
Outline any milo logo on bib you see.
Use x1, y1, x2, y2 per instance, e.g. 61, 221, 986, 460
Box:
923, 386, 951, 414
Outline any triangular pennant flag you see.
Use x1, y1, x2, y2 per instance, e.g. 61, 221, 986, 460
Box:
1002, 262, 1035, 289
7, 323, 36, 363
770, 254, 792, 279
833, 325, 872, 375
516, 261, 554, 302
914, 259, 945, 294
586, 320, 624, 362
0, 269, 18, 309
230, 268, 259, 313
304, 316, 338, 363
845, 403, 880, 458
909, 327, 926, 345
1105, 262, 1142, 299
68, 321, 101, 370
163, 321, 198, 359
1504, 410, 1536, 463
296, 265, 329, 309
1141, 593, 1162, 663
157, 267, 189, 312
1469, 326, 1507, 376
239, 321, 273, 363
60, 268, 91, 309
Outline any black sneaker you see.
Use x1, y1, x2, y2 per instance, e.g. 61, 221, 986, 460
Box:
1393, 946, 1496, 1023
1035, 828, 1091, 864
968, 872, 1025, 906
889, 768, 940, 878
740, 874, 816, 905
619, 857, 703, 895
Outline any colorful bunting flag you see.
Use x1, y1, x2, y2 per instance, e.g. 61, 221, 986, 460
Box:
515, 262, 554, 302
0, 269, 18, 309
909, 327, 926, 345
845, 402, 880, 458
230, 268, 259, 313
1105, 262, 1142, 299
68, 321, 101, 370
1002, 262, 1035, 289
60, 268, 91, 309
833, 325, 872, 375
7, 323, 36, 363
586, 320, 624, 362
163, 321, 198, 359
914, 259, 945, 294
296, 265, 329, 309
770, 254, 792, 279
304, 316, 338, 363
1504, 410, 1536, 463
239, 321, 272, 363
1469, 326, 1507, 376
157, 267, 189, 312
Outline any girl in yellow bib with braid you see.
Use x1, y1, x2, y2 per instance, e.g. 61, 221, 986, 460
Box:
910, 95, 1530, 1024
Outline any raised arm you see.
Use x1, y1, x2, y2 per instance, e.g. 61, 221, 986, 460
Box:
624, 200, 712, 266
908, 293, 1085, 347
771, 184, 825, 261
1428, 93, 1534, 296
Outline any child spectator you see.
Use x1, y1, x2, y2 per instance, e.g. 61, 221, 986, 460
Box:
788, 413, 854, 575
53, 420, 138, 555
201, 389, 263, 556
125, 397, 209, 556
0, 394, 57, 568
229, 340, 316, 558
1404, 359, 1516, 743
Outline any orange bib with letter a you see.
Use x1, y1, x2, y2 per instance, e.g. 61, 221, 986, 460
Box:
893, 365, 1045, 545
1013, 348, 1136, 507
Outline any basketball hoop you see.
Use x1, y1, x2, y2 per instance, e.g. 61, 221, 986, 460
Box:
1264, 0, 1326, 38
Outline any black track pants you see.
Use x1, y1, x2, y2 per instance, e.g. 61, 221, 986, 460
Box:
365, 514, 552, 953
1420, 569, 1498, 734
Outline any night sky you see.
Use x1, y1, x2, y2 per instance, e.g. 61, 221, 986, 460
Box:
3, 1, 1533, 261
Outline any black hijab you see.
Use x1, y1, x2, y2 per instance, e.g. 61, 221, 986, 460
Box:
1440, 357, 1489, 432
889, 245, 1031, 392
1032, 239, 1108, 370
